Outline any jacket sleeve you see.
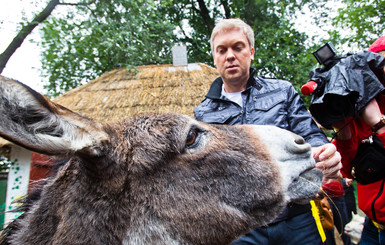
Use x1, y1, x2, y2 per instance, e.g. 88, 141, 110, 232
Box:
378, 131, 385, 146
333, 114, 385, 179
285, 85, 329, 147
333, 129, 358, 179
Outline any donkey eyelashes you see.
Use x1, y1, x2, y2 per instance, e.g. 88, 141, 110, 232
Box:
185, 129, 198, 147
185, 127, 201, 149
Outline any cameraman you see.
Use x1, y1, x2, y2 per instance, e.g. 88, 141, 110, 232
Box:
333, 36, 385, 245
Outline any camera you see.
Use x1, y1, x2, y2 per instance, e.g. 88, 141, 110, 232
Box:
301, 43, 385, 129
313, 42, 338, 66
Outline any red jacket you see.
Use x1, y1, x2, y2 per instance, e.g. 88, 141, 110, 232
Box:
333, 94, 385, 223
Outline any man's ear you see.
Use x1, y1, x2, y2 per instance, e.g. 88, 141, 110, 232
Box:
251, 48, 255, 60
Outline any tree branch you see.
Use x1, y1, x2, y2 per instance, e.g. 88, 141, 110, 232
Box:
220, 0, 231, 18
0, 0, 60, 73
195, 0, 215, 32
60, 0, 96, 7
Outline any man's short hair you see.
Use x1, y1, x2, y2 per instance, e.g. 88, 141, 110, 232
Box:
210, 18, 255, 53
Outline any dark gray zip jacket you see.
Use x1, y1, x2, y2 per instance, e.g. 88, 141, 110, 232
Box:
194, 68, 329, 223
194, 68, 328, 147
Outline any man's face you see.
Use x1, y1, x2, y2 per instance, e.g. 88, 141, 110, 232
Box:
212, 28, 254, 90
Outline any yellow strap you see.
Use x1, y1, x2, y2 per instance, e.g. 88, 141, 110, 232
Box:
372, 220, 385, 231
310, 200, 326, 242
373, 220, 380, 229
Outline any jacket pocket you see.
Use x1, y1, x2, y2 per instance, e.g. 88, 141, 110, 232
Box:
196, 108, 241, 124
251, 89, 286, 111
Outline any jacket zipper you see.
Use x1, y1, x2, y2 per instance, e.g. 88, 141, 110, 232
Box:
371, 179, 385, 221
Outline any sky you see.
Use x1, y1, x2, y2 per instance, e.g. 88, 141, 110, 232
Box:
0, 0, 49, 94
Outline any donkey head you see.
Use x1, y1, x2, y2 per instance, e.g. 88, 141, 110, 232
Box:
0, 75, 322, 244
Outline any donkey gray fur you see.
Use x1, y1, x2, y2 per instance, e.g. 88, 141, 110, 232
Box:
0, 75, 322, 244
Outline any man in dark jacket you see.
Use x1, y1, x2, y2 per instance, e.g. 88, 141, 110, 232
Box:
194, 18, 342, 245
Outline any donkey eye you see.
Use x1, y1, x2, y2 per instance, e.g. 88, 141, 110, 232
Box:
186, 128, 199, 148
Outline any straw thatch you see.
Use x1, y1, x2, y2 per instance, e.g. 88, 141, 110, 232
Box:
0, 138, 11, 149
53, 63, 219, 122
0, 63, 219, 147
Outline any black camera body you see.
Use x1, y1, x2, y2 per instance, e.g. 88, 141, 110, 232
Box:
304, 43, 385, 129
313, 42, 338, 67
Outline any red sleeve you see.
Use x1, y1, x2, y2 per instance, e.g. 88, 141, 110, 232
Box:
377, 95, 385, 145
333, 123, 360, 179
333, 94, 385, 178
377, 130, 385, 146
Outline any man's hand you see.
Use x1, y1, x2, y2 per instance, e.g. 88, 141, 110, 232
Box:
345, 178, 353, 187
312, 143, 342, 179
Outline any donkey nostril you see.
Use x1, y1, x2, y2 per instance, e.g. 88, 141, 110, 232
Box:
294, 136, 305, 145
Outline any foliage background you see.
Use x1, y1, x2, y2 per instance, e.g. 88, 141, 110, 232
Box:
2, 0, 385, 102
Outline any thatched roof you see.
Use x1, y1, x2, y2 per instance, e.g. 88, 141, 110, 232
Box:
0, 138, 10, 148
0, 63, 219, 147
54, 63, 218, 122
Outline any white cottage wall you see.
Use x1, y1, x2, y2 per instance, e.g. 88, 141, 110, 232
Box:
4, 146, 31, 227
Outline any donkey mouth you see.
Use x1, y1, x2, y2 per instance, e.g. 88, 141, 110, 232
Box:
287, 168, 322, 204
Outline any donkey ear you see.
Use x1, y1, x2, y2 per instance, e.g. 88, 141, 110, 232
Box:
0, 76, 108, 156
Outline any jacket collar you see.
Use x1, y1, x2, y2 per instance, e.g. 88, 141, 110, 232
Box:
205, 68, 262, 100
